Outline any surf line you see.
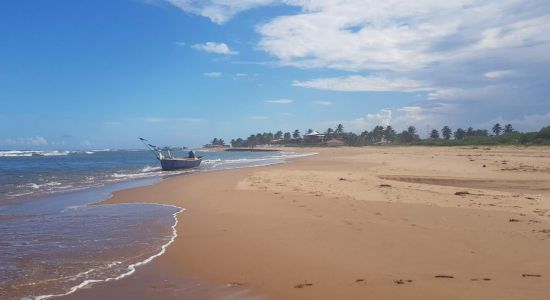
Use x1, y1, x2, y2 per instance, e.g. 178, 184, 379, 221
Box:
33, 203, 185, 300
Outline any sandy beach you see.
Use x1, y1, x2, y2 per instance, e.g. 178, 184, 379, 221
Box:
62, 146, 550, 299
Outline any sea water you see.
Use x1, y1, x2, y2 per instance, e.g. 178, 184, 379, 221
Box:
0, 149, 311, 299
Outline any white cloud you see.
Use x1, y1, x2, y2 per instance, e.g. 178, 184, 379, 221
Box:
427, 88, 462, 100
176, 117, 207, 123
265, 98, 293, 104
192, 42, 238, 55
163, 0, 276, 24
256, 1, 550, 72
2, 136, 48, 146
250, 115, 269, 120
143, 117, 167, 123
293, 75, 432, 92
367, 108, 392, 126
143, 117, 206, 123
312, 100, 332, 106
322, 103, 468, 135
164, 0, 550, 128
484, 70, 515, 79
204, 71, 222, 77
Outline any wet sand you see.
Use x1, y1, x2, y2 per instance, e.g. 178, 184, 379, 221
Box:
62, 146, 550, 299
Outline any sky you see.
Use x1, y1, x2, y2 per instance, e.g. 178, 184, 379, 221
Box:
1, 0, 549, 149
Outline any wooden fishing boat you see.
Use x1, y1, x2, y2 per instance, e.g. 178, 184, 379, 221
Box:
139, 137, 202, 171
158, 156, 202, 171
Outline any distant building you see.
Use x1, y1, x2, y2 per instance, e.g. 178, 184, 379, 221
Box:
303, 131, 326, 144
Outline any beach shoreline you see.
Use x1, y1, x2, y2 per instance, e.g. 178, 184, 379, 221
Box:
60, 146, 550, 299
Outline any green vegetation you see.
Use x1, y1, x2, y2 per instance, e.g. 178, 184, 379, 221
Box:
224, 124, 550, 148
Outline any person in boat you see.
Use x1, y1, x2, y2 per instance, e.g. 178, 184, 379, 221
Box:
188, 150, 196, 159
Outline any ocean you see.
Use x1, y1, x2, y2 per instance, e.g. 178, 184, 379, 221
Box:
0, 149, 311, 299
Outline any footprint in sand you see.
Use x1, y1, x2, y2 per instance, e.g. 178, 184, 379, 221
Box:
472, 278, 491, 281
394, 279, 413, 285
227, 282, 246, 287
294, 282, 313, 289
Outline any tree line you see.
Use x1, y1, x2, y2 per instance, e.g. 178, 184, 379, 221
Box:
219, 123, 550, 148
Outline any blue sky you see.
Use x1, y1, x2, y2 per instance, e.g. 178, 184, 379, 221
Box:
1, 0, 549, 149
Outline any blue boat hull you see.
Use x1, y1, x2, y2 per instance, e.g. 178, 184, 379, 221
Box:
160, 158, 202, 171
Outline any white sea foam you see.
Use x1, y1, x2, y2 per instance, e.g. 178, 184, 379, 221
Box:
0, 150, 96, 157
141, 165, 161, 173
33, 204, 185, 300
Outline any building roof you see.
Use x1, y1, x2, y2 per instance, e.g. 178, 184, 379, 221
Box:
304, 131, 325, 136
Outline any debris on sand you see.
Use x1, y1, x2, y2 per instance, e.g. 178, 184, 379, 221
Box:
394, 279, 404, 284
294, 282, 313, 288
509, 218, 520, 222
455, 191, 470, 196
434, 275, 454, 279
393, 279, 412, 284
379, 184, 392, 188
522, 274, 542, 278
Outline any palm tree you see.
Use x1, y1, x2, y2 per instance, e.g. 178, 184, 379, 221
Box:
335, 124, 344, 135
274, 130, 283, 140
466, 127, 474, 136
218, 138, 225, 146
326, 128, 334, 137
306, 129, 314, 134
292, 129, 301, 139
407, 126, 417, 135
454, 128, 466, 140
384, 126, 396, 143
492, 123, 502, 136
372, 125, 385, 143
283, 132, 291, 142
504, 124, 513, 134
247, 134, 257, 148
441, 126, 452, 140
212, 138, 219, 145
430, 129, 440, 139
255, 133, 264, 144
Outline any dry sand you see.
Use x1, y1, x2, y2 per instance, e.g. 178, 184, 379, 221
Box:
62, 146, 550, 299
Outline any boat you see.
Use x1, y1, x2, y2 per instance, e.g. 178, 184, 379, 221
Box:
139, 137, 202, 171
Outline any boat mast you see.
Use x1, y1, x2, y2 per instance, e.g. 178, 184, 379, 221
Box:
139, 137, 161, 160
